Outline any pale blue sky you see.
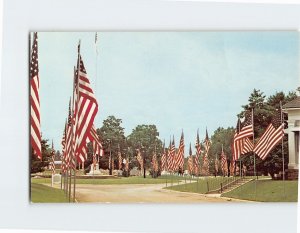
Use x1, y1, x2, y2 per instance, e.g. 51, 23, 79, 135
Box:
37, 32, 299, 154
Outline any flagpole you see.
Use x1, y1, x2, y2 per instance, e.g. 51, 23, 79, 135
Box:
72, 41, 81, 203
252, 107, 257, 200
239, 119, 242, 178
95, 32, 98, 94
280, 101, 286, 199
29, 32, 32, 200
238, 118, 241, 178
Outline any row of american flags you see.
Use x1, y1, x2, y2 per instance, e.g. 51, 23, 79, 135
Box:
232, 108, 284, 162
157, 130, 211, 175
31, 32, 285, 177
30, 32, 105, 177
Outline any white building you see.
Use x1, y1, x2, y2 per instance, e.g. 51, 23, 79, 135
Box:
283, 96, 300, 180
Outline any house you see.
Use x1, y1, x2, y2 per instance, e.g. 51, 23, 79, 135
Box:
283, 96, 300, 180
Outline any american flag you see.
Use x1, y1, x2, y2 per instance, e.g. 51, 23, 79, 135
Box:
194, 130, 201, 176
87, 125, 104, 157
86, 125, 103, 169
230, 160, 235, 176
74, 52, 98, 164
220, 147, 228, 176
188, 143, 193, 175
214, 156, 219, 175
254, 109, 284, 160
233, 111, 253, 161
235, 111, 254, 140
204, 129, 211, 153
61, 121, 67, 173
202, 129, 210, 175
50, 140, 56, 174
136, 149, 144, 171
167, 140, 173, 171
175, 132, 184, 171
152, 153, 159, 173
169, 137, 176, 171
202, 155, 209, 176
65, 99, 73, 169
242, 137, 254, 154
161, 141, 167, 171
125, 157, 129, 172
92, 154, 97, 170
118, 145, 122, 170
30, 32, 42, 160
233, 118, 242, 161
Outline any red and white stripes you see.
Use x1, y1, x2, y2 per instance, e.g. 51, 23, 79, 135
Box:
30, 32, 41, 160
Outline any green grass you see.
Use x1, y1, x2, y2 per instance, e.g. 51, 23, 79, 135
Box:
32, 176, 171, 185
31, 183, 68, 203
165, 177, 236, 194
221, 180, 298, 202
34, 170, 85, 176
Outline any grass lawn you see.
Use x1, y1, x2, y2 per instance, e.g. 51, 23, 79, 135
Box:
31, 183, 68, 203
32, 176, 171, 185
221, 180, 298, 202
165, 176, 236, 194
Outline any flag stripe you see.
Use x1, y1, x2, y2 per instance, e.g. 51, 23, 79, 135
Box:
30, 32, 41, 159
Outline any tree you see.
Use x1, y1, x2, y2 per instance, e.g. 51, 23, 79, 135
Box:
209, 127, 235, 158
127, 124, 163, 177
238, 89, 297, 176
267, 91, 297, 109
240, 89, 273, 137
208, 127, 235, 174
93, 116, 126, 173
31, 138, 52, 173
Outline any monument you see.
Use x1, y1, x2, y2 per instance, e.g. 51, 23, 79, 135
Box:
87, 163, 102, 176
51, 173, 61, 186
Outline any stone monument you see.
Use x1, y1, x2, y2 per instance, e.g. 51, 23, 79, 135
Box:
51, 173, 61, 186
87, 163, 102, 176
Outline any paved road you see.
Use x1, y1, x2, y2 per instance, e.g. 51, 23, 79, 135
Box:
75, 183, 240, 203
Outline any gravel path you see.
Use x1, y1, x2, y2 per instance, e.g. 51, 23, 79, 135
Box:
75, 183, 240, 203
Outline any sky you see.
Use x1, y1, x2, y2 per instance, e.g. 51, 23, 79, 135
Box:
36, 31, 300, 154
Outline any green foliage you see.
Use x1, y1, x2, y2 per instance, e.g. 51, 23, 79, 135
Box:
239, 89, 297, 175
240, 89, 273, 137
99, 115, 126, 150
209, 127, 235, 158
207, 127, 234, 175
30, 138, 52, 173
127, 124, 163, 170
97, 115, 126, 169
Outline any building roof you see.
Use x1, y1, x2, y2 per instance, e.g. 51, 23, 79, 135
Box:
283, 96, 300, 109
